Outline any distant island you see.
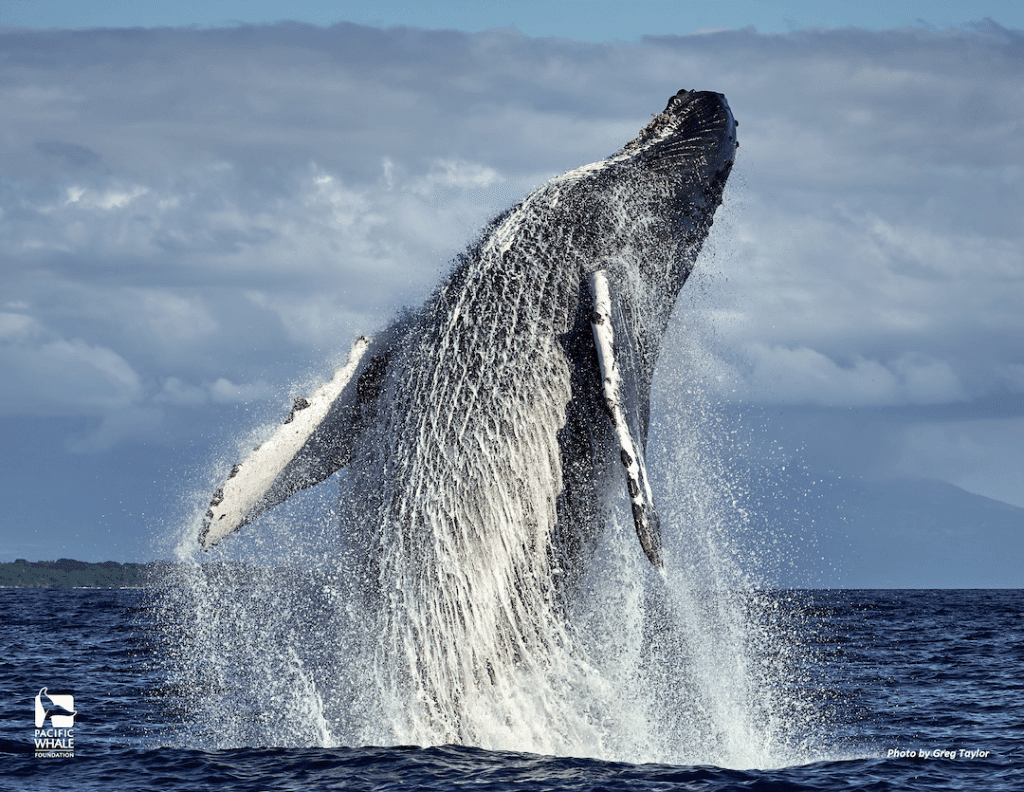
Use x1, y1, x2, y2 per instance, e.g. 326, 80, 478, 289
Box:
0, 558, 157, 588
0, 558, 289, 589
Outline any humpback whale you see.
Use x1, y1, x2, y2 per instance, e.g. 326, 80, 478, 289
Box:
197, 89, 736, 736
200, 88, 736, 565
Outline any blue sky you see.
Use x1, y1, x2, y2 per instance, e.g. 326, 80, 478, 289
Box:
1, 3, 1021, 584
2, 1, 1021, 38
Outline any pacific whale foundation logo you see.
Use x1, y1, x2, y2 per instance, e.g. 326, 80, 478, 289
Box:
34, 688, 75, 757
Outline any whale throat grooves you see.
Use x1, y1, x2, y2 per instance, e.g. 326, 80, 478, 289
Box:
190, 89, 738, 749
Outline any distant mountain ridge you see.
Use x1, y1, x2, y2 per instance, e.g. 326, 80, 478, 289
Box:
754, 475, 1024, 588
4, 476, 1021, 589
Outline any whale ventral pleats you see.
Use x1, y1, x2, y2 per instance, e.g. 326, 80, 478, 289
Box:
193, 89, 736, 738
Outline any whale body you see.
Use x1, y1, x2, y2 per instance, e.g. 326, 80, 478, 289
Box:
197, 89, 736, 738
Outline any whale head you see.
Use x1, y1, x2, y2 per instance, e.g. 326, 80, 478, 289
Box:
518, 90, 736, 338
610, 88, 737, 288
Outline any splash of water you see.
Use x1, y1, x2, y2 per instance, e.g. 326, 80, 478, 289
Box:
154, 355, 827, 767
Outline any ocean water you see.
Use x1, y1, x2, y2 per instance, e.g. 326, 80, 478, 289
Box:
1, 587, 1020, 790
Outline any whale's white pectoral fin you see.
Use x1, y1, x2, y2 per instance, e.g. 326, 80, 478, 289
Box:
588, 270, 663, 568
199, 335, 374, 549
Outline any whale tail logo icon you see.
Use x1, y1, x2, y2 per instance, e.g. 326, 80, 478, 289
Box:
34, 688, 76, 729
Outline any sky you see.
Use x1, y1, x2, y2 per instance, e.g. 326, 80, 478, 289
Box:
1, 3, 1021, 583
2, 1, 1023, 39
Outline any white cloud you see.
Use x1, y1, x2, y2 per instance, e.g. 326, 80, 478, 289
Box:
1000, 364, 1024, 391
0, 312, 44, 343
155, 377, 208, 406
891, 354, 967, 404
0, 22, 1020, 468
0, 333, 143, 414
210, 377, 275, 404
734, 345, 967, 407
65, 184, 149, 210
0, 20, 1021, 565
126, 289, 219, 347
698, 187, 1024, 405
66, 406, 164, 454
418, 159, 502, 192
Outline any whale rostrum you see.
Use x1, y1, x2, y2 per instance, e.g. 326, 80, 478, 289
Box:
199, 89, 737, 594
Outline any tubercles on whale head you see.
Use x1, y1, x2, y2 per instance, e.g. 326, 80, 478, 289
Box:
629, 88, 737, 156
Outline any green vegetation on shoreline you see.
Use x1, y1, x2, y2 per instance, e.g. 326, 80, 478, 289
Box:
0, 558, 157, 588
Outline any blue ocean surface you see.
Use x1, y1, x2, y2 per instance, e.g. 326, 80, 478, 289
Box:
1, 588, 1020, 791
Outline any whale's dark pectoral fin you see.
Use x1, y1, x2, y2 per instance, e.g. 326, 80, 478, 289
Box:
199, 334, 376, 550
588, 270, 664, 568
